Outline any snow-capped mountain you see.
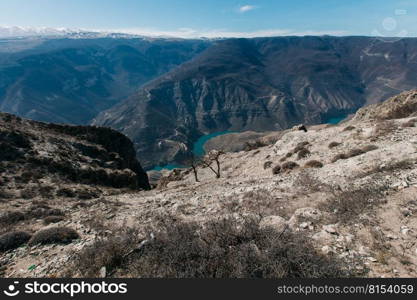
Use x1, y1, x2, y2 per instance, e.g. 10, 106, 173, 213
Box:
0, 26, 141, 39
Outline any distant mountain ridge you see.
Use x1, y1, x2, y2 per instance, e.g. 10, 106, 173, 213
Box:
0, 37, 210, 124
93, 36, 417, 169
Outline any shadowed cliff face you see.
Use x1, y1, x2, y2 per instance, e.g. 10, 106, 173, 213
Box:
0, 112, 150, 193
0, 37, 210, 124
93, 36, 417, 169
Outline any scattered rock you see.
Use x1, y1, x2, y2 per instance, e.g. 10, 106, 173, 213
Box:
259, 216, 287, 232
288, 207, 322, 229
99, 266, 106, 278
323, 224, 339, 235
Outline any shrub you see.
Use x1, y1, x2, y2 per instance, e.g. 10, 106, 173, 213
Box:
263, 161, 273, 170
272, 165, 282, 175
72, 217, 357, 278
0, 211, 25, 226
343, 126, 356, 132
26, 206, 64, 219
346, 148, 365, 158
124, 218, 355, 278
245, 140, 267, 151
0, 231, 31, 252
71, 227, 140, 277
361, 145, 378, 152
20, 187, 37, 199
77, 189, 100, 200
304, 160, 324, 168
401, 120, 415, 128
373, 120, 396, 137
39, 185, 55, 198
293, 141, 310, 153
357, 159, 415, 178
318, 187, 385, 224
43, 216, 65, 225
297, 148, 311, 160
279, 157, 287, 162
281, 161, 299, 172
285, 152, 293, 158
328, 142, 341, 149
0, 188, 13, 200
28, 227, 79, 246
57, 188, 76, 198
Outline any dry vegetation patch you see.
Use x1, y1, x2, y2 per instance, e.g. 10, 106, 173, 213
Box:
70, 217, 358, 278
0, 231, 31, 252
28, 227, 79, 246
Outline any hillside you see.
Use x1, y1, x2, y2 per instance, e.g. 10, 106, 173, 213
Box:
93, 36, 417, 169
0, 90, 416, 278
0, 112, 150, 200
0, 37, 209, 124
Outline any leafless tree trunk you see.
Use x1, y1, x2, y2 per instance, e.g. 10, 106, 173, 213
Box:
203, 150, 224, 179
184, 154, 200, 182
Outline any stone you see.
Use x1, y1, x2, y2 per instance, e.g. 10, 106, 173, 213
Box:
386, 233, 398, 240
323, 224, 338, 235
400, 226, 410, 235
259, 216, 287, 232
400, 208, 412, 217
321, 245, 334, 255
312, 230, 334, 244
288, 207, 322, 228
99, 266, 106, 278
358, 246, 370, 256
299, 222, 310, 229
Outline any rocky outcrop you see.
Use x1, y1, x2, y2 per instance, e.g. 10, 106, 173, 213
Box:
353, 90, 417, 121
94, 36, 417, 168
0, 113, 150, 196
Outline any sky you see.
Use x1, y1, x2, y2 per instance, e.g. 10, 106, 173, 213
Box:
0, 0, 416, 38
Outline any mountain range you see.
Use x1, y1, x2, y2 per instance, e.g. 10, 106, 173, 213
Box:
93, 36, 417, 168
2, 35, 417, 169
0, 37, 209, 124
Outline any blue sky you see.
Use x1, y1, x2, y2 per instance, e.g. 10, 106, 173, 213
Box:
0, 0, 416, 38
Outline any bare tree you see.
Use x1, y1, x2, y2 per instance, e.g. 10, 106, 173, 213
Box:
184, 154, 201, 182
202, 150, 224, 179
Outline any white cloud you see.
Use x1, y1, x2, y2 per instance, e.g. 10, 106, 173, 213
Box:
238, 5, 257, 13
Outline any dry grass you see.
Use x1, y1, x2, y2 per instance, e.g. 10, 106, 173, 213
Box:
222, 189, 282, 217
373, 120, 397, 138
318, 186, 386, 224
304, 160, 324, 168
71, 217, 358, 278
297, 148, 311, 160
281, 161, 299, 172
401, 119, 416, 128
331, 145, 378, 163
0, 231, 31, 252
357, 159, 415, 179
343, 126, 356, 132
28, 227, 79, 246
43, 216, 65, 225
263, 161, 273, 170
70, 227, 141, 277
328, 142, 342, 149
293, 141, 310, 153
272, 165, 282, 175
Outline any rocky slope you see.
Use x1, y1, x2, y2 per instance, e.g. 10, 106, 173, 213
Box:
1, 90, 416, 278
0, 37, 209, 124
93, 36, 417, 168
0, 112, 150, 200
